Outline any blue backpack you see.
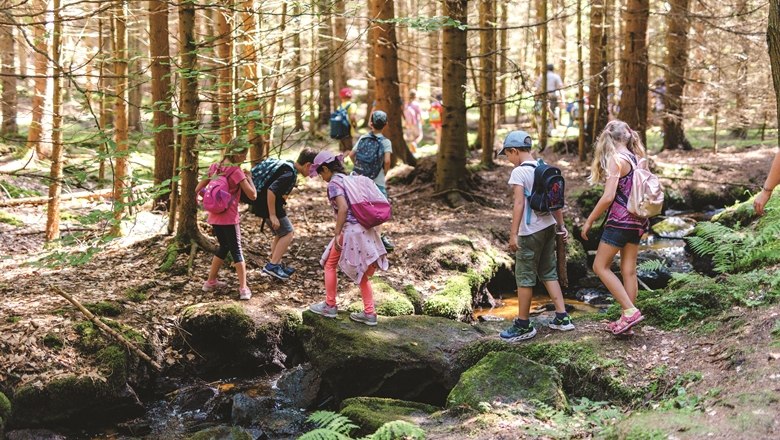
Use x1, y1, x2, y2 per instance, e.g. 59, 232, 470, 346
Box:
329, 103, 353, 139
521, 159, 565, 224
353, 133, 385, 180
251, 158, 297, 192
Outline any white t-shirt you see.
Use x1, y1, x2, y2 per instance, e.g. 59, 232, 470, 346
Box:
534, 71, 564, 94
509, 161, 557, 236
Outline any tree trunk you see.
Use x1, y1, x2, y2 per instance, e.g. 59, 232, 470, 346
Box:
149, 0, 175, 208
318, 0, 332, 127
241, 0, 262, 163
264, 2, 288, 156
111, 0, 130, 237
127, 33, 143, 132
538, 0, 548, 150
371, 0, 416, 166
577, 0, 586, 162
45, 0, 63, 241
428, 0, 441, 93
176, 0, 208, 247
769, 0, 780, 147
618, 0, 649, 145
436, 0, 468, 196
98, 17, 107, 181
733, 0, 750, 138
0, 25, 18, 136
27, 0, 48, 157
497, 0, 507, 123
587, 0, 609, 145
309, 0, 318, 135
332, 0, 347, 93
479, 0, 496, 166
662, 0, 691, 151
293, 3, 304, 131
552, 0, 567, 82
365, 1, 376, 127
216, 0, 234, 145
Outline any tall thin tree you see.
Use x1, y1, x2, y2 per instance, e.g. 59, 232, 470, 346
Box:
497, 0, 507, 123
768, 0, 780, 148
587, 0, 609, 144
436, 0, 468, 202
45, 0, 63, 241
0, 24, 18, 135
292, 2, 305, 131
111, 0, 130, 237
332, 0, 347, 93
216, 0, 234, 145
317, 0, 332, 126
479, 0, 496, 166
662, 0, 692, 150
618, 0, 649, 144
538, 0, 549, 150
577, 0, 586, 161
26, 0, 48, 157
149, 0, 175, 208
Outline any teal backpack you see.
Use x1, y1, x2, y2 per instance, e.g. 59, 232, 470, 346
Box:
251, 158, 297, 192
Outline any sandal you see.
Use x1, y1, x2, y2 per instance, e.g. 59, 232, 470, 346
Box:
610, 310, 644, 335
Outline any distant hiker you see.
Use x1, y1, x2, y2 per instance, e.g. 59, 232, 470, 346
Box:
307, 150, 389, 326
651, 78, 666, 125
331, 87, 359, 153
195, 140, 257, 300
580, 120, 648, 335
349, 110, 395, 252
754, 149, 780, 216
249, 148, 318, 281
497, 130, 574, 343
534, 64, 564, 125
403, 90, 423, 154
429, 93, 443, 148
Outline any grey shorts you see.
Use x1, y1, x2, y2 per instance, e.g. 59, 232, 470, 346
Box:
268, 216, 293, 237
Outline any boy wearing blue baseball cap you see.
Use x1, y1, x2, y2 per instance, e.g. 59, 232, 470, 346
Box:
497, 130, 574, 342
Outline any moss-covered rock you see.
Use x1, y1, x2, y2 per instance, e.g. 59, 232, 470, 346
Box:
11, 376, 143, 428
566, 238, 588, 284
347, 279, 415, 316
0, 391, 10, 436
179, 302, 289, 375
188, 425, 254, 440
711, 198, 758, 228
340, 397, 438, 436
402, 285, 424, 315
456, 339, 645, 404
447, 351, 567, 410
301, 311, 485, 405
574, 186, 604, 217
422, 274, 474, 320
84, 301, 124, 317
684, 185, 751, 211
651, 217, 696, 238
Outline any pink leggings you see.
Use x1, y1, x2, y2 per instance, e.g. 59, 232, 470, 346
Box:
324, 238, 376, 315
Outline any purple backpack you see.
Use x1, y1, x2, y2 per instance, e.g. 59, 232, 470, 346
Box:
339, 174, 392, 228
200, 167, 238, 214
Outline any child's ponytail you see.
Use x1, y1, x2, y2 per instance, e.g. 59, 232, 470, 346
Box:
588, 120, 634, 184
627, 129, 646, 159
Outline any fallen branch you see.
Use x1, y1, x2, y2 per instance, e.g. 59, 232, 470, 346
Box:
50, 285, 162, 371
0, 188, 114, 207
393, 182, 433, 198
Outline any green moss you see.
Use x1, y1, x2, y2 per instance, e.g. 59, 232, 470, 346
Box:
605, 409, 712, 440
422, 274, 474, 320
43, 332, 64, 350
96, 345, 128, 387
0, 210, 23, 227
340, 397, 438, 436
12, 376, 114, 425
402, 285, 424, 314
5, 315, 21, 323
712, 198, 759, 228
574, 185, 604, 217
85, 301, 124, 317
0, 181, 41, 198
181, 303, 255, 348
348, 279, 415, 316
188, 426, 253, 440
74, 319, 146, 354
158, 241, 180, 273
447, 351, 567, 410
0, 391, 11, 425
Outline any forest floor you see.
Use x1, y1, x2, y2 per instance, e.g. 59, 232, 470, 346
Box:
1, 139, 779, 438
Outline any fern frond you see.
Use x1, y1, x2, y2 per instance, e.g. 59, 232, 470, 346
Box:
637, 259, 666, 273
298, 428, 353, 440
306, 411, 359, 436
367, 420, 426, 440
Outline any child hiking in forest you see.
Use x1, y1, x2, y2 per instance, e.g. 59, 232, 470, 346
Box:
308, 151, 389, 326
196, 140, 257, 300
498, 131, 574, 342
250, 148, 318, 280
580, 120, 648, 335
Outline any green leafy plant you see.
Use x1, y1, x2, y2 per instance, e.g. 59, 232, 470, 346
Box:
299, 411, 425, 440
686, 221, 780, 273
637, 259, 666, 273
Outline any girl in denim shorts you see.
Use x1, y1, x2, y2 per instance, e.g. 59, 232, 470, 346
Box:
580, 120, 648, 335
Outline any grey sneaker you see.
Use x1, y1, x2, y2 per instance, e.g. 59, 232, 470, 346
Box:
350, 311, 378, 326
500, 319, 537, 342
549, 315, 575, 331
309, 301, 337, 318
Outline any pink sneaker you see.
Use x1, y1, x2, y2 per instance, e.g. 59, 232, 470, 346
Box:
202, 279, 227, 292
239, 287, 252, 300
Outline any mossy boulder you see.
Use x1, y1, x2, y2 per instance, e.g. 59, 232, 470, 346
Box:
566, 238, 588, 285
71, 320, 151, 388
179, 302, 289, 375
301, 311, 486, 405
0, 391, 10, 436
188, 426, 254, 440
574, 185, 604, 217
347, 279, 415, 316
711, 199, 758, 228
423, 274, 474, 320
11, 376, 143, 428
684, 185, 751, 211
447, 351, 567, 410
651, 217, 696, 238
402, 285, 424, 314
340, 397, 438, 436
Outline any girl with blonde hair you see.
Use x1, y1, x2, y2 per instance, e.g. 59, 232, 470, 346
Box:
580, 120, 648, 335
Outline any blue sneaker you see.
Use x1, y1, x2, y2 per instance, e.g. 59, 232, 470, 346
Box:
280, 263, 295, 276
263, 263, 290, 280
500, 319, 537, 342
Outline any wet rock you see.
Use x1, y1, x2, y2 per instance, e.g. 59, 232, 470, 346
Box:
11, 378, 143, 428
231, 394, 274, 426
117, 418, 153, 436
5, 429, 67, 440
447, 351, 567, 410
301, 311, 486, 405
339, 397, 438, 437
638, 265, 673, 290
477, 315, 504, 322
651, 217, 696, 239
566, 239, 588, 286
188, 425, 255, 440
684, 185, 751, 211
230, 394, 305, 437
173, 384, 219, 412
575, 288, 614, 306
276, 363, 322, 409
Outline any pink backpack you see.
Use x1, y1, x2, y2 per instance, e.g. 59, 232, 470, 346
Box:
200, 167, 238, 214
622, 153, 664, 218
338, 174, 392, 228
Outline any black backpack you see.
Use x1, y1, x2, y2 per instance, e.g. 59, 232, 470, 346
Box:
353, 133, 385, 180
521, 159, 565, 222
329, 103, 353, 139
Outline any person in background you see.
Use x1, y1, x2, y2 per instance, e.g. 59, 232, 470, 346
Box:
754, 149, 780, 216
534, 64, 564, 126
429, 93, 443, 148
403, 90, 423, 154
337, 87, 359, 153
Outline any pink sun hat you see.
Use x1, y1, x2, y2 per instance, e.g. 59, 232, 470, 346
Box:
308, 150, 344, 178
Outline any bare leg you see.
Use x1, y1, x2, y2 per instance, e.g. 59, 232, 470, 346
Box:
620, 243, 640, 304
517, 286, 534, 320
592, 241, 635, 310
235, 261, 248, 290
542, 280, 567, 314
270, 232, 294, 264
207, 256, 223, 282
